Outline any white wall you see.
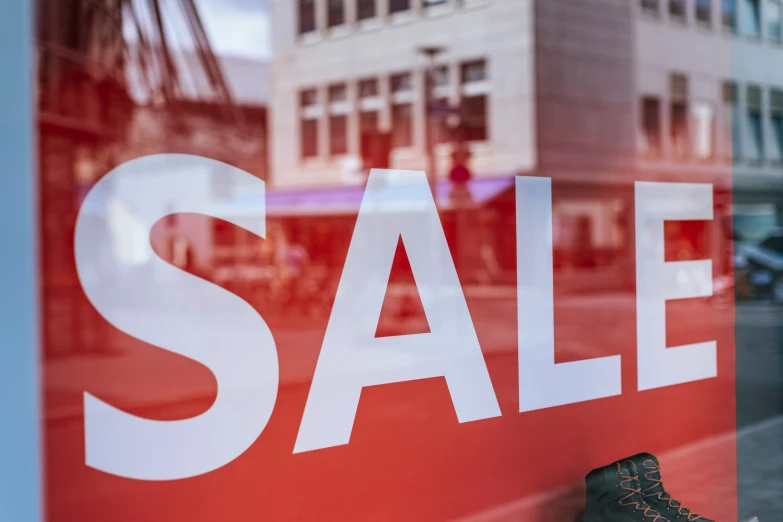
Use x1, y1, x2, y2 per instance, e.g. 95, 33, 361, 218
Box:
269, 0, 536, 188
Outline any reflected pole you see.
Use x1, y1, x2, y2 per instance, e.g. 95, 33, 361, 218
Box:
418, 45, 447, 207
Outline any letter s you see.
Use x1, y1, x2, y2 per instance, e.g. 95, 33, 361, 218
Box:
74, 154, 277, 481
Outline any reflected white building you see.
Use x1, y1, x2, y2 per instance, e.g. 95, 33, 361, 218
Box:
636, 0, 783, 241
265, 0, 783, 286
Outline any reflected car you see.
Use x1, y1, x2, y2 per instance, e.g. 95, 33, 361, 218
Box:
739, 228, 783, 302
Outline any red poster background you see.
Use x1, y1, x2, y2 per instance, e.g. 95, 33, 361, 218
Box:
42, 174, 737, 521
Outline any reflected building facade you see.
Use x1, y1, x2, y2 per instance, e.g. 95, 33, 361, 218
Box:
269, 0, 783, 289
269, 0, 635, 290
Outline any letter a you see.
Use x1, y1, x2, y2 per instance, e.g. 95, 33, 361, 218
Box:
294, 169, 500, 453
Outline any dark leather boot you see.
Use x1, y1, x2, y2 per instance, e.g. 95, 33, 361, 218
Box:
625, 453, 714, 522
577, 460, 669, 521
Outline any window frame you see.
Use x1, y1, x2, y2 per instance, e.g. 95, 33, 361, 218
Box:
690, 100, 717, 161
357, 0, 377, 20
298, 0, 317, 35
746, 84, 764, 163
669, 0, 687, 21
771, 88, 783, 163
299, 87, 321, 160
722, 81, 741, 162
459, 58, 490, 143
768, 0, 783, 41
695, 0, 713, 26
741, 0, 762, 38
722, 0, 738, 30
389, 0, 411, 14
640, 96, 663, 159
641, 0, 661, 16
390, 102, 414, 149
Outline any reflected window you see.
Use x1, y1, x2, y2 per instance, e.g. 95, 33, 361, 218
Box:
358, 78, 380, 141
670, 0, 686, 20
390, 72, 413, 148
723, 81, 741, 161
359, 78, 379, 98
300, 88, 319, 159
641, 0, 660, 15
391, 104, 413, 148
760, 234, 783, 254
328, 84, 348, 156
329, 115, 348, 155
746, 85, 764, 162
434, 97, 453, 144
769, 0, 783, 40
328, 0, 345, 27
722, 0, 737, 29
460, 96, 487, 142
433, 65, 450, 87
390, 0, 411, 13
696, 0, 713, 25
328, 83, 347, 102
301, 88, 318, 108
432, 66, 452, 143
742, 0, 761, 36
301, 120, 319, 159
734, 204, 778, 242
670, 73, 689, 159
299, 0, 316, 34
357, 0, 376, 20
771, 88, 783, 162
360, 110, 379, 135
460, 59, 489, 142
640, 96, 662, 158
461, 59, 488, 84
391, 72, 413, 93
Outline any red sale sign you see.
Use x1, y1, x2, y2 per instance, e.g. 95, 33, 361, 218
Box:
42, 155, 737, 521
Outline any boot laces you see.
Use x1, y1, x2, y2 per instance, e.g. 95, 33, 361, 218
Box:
642, 460, 703, 521
616, 464, 668, 521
